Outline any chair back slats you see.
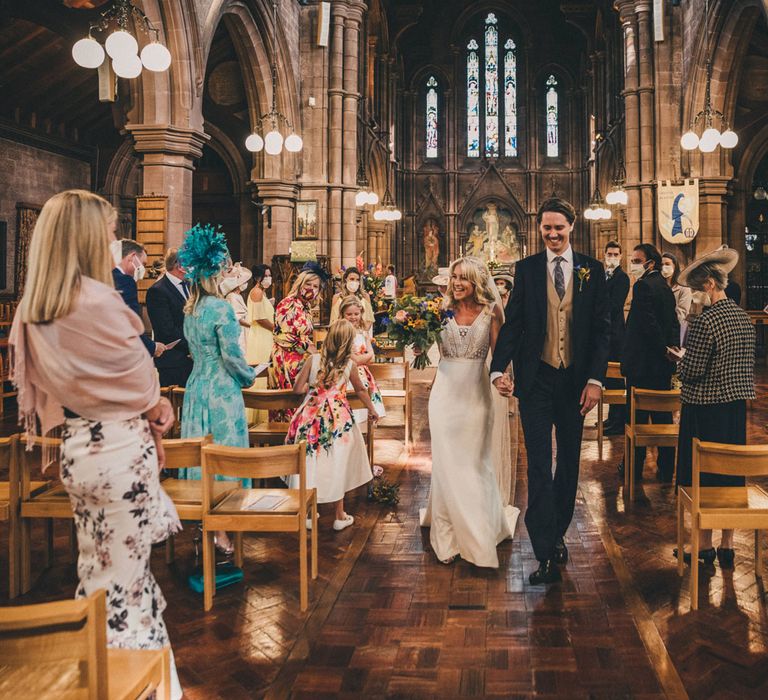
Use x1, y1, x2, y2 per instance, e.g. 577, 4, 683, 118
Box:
694, 439, 768, 479
162, 437, 208, 470
202, 443, 306, 480
0, 589, 107, 696
605, 362, 623, 380
368, 363, 406, 381
631, 387, 681, 417
242, 389, 303, 412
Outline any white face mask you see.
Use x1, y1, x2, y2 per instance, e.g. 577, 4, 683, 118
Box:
239, 283, 248, 293
661, 264, 674, 279
629, 262, 646, 278
346, 280, 360, 293
692, 290, 712, 307
261, 276, 272, 289
132, 255, 146, 281
604, 257, 619, 270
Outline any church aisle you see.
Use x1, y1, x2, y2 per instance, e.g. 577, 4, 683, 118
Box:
2, 371, 767, 698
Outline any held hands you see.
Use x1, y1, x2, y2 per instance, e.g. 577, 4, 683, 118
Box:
493, 374, 514, 397
579, 383, 601, 416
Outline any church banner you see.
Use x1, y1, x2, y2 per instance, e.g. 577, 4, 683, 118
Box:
658, 179, 699, 244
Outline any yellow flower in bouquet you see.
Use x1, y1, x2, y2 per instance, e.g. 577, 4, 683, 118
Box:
383, 294, 453, 369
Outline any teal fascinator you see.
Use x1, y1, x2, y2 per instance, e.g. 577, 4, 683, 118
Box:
178, 223, 231, 283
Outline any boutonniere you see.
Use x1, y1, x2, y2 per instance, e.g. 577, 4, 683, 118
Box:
575, 265, 591, 292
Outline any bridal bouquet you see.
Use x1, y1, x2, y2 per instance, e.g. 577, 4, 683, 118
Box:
383, 294, 452, 370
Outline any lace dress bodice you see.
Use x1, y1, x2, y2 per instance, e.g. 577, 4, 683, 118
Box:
438, 310, 492, 360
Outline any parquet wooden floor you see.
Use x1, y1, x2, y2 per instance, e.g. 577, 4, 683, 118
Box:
1, 371, 767, 698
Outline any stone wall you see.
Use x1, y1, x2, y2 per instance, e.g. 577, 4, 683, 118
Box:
0, 138, 91, 296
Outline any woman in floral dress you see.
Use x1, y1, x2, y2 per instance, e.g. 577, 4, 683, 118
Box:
269, 264, 326, 420
176, 226, 257, 553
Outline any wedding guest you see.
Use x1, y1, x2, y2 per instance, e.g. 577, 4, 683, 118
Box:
177, 224, 257, 554
9, 190, 182, 699
339, 295, 386, 426
493, 272, 514, 313
245, 264, 275, 424
286, 320, 379, 530
619, 244, 679, 483
269, 263, 326, 420
431, 267, 450, 296
112, 239, 165, 359
661, 252, 692, 344
384, 265, 398, 299
673, 247, 755, 568
603, 241, 630, 434
491, 198, 610, 584
146, 248, 194, 387
220, 263, 252, 354
330, 267, 374, 327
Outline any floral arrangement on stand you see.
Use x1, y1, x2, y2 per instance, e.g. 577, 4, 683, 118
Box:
383, 294, 453, 370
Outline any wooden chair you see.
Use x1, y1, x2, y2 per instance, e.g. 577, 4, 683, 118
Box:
375, 346, 405, 362
201, 442, 316, 612
597, 361, 626, 460
369, 362, 412, 447
624, 387, 681, 501
0, 589, 170, 698
313, 327, 329, 348
677, 439, 768, 610
170, 387, 185, 436
16, 434, 74, 595
159, 385, 178, 437
0, 352, 17, 417
3, 434, 51, 598
160, 436, 240, 564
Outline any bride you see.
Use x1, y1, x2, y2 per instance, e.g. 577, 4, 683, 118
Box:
419, 256, 517, 567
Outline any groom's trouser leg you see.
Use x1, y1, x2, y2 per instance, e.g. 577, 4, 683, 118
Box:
552, 367, 585, 539
519, 363, 558, 562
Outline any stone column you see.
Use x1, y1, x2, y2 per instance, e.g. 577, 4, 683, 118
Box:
255, 181, 299, 266
128, 124, 208, 246
636, 1, 655, 242
327, 3, 346, 267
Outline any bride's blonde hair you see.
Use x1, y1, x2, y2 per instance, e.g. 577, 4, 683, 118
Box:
444, 256, 497, 310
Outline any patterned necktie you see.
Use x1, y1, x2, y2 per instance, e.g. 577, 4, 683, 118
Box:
181, 280, 189, 299
553, 256, 565, 300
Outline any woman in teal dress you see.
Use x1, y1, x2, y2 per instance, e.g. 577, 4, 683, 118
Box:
176, 224, 257, 553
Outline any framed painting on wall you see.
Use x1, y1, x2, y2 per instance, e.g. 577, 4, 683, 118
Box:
295, 200, 318, 240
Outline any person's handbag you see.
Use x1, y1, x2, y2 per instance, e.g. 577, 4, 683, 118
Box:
187, 563, 243, 593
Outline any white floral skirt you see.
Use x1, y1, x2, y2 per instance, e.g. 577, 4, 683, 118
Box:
60, 416, 182, 699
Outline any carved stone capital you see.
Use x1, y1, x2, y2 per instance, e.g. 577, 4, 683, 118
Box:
127, 124, 209, 159
251, 179, 300, 205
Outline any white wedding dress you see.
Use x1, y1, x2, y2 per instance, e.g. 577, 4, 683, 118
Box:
420, 310, 517, 568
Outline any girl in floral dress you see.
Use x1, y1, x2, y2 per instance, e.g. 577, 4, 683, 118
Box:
338, 295, 386, 426
269, 264, 326, 421
286, 320, 379, 531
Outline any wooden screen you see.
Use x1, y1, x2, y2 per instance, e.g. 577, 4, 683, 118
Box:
135, 196, 167, 304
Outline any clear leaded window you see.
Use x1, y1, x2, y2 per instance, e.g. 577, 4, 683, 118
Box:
426, 76, 438, 158
466, 13, 518, 158
546, 74, 559, 158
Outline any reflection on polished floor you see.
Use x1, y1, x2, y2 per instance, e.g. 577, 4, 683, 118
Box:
1, 370, 767, 699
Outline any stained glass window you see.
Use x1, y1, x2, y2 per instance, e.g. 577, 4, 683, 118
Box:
546, 74, 559, 158
467, 39, 480, 157
503, 39, 517, 157
426, 76, 438, 158
484, 13, 499, 157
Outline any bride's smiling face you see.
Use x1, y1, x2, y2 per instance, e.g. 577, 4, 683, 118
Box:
450, 265, 475, 301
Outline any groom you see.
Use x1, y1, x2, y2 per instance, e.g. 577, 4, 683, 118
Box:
491, 197, 609, 584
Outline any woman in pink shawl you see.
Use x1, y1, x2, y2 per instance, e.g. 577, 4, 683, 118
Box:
9, 190, 183, 700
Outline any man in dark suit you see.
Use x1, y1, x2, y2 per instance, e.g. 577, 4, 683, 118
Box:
146, 248, 194, 387
491, 198, 610, 585
112, 239, 165, 359
619, 243, 680, 483
603, 240, 630, 434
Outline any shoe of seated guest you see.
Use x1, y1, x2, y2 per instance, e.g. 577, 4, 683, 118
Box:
673, 547, 716, 566
716, 547, 735, 569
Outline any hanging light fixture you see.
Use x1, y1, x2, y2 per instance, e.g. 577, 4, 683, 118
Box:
584, 187, 611, 221
680, 0, 738, 153
372, 154, 401, 221
605, 159, 628, 206
354, 160, 379, 207
245, 0, 302, 155
753, 184, 767, 201
71, 0, 171, 77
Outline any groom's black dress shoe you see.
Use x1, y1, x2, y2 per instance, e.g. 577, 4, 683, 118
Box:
554, 538, 568, 565
529, 560, 561, 585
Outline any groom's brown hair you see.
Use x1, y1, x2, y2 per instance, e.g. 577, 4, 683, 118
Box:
536, 197, 576, 225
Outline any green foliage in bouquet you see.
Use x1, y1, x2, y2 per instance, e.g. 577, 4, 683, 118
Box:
383, 293, 453, 370
367, 476, 400, 506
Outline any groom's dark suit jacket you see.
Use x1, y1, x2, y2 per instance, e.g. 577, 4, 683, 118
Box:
490, 250, 611, 399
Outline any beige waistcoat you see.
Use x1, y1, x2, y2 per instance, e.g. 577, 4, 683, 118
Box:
541, 271, 574, 369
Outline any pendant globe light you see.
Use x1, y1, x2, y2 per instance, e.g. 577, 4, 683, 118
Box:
680, 0, 738, 153
245, 1, 302, 155
71, 0, 171, 78
372, 154, 401, 221
584, 187, 611, 221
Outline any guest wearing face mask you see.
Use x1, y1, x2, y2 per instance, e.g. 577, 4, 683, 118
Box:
269, 263, 329, 421
330, 268, 375, 330
220, 263, 252, 354
493, 273, 514, 312
618, 244, 680, 483
661, 253, 692, 345
603, 241, 630, 435
112, 239, 165, 359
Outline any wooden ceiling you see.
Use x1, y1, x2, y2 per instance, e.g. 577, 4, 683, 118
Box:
0, 1, 122, 146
